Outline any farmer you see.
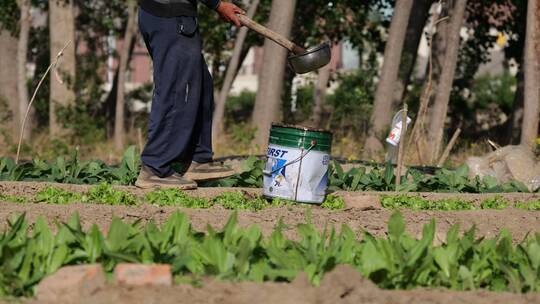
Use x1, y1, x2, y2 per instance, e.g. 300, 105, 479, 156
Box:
136, 0, 245, 189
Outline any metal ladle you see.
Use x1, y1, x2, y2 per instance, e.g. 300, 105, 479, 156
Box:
237, 14, 331, 74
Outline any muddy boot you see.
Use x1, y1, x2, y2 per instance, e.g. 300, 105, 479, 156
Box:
183, 161, 236, 182
135, 165, 197, 190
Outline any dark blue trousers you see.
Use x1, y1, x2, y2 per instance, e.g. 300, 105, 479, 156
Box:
139, 8, 214, 177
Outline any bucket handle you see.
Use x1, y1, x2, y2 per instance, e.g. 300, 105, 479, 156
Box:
263, 140, 317, 176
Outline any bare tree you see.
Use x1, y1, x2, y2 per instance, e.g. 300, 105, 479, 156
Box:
406, 2, 447, 164
212, 0, 260, 141
427, 0, 467, 163
521, 0, 540, 148
251, 0, 297, 148
310, 62, 331, 127
0, 29, 19, 138
49, 0, 76, 137
17, 0, 31, 140
114, 0, 138, 151
393, 0, 431, 106
363, 0, 414, 158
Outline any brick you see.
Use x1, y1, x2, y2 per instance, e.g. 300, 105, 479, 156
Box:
36, 264, 106, 303
114, 263, 172, 286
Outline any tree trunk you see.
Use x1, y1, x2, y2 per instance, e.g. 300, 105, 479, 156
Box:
520, 0, 540, 148
393, 0, 431, 106
505, 65, 524, 144
114, 0, 138, 151
363, 0, 414, 158
431, 3, 450, 89
409, 1, 449, 163
0, 30, 19, 139
17, 0, 31, 141
310, 62, 331, 127
49, 0, 76, 137
427, 0, 467, 163
103, 67, 119, 136
251, 0, 297, 148
212, 0, 260, 141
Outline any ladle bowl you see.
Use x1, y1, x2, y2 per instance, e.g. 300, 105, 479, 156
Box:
288, 42, 332, 74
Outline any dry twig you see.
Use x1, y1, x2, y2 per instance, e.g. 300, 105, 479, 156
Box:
436, 127, 461, 167
487, 139, 501, 151
16, 40, 72, 164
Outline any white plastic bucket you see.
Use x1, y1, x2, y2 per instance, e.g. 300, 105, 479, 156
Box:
263, 124, 332, 204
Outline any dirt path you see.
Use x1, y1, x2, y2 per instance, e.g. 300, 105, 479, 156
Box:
21, 265, 540, 304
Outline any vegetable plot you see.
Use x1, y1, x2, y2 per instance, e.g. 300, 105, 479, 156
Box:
2, 148, 538, 193
1, 184, 346, 211
381, 195, 540, 211
328, 162, 536, 193
0, 211, 539, 297
0, 147, 140, 185
203, 159, 538, 193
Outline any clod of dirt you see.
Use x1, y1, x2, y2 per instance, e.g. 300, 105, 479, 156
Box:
291, 272, 311, 289
316, 265, 377, 301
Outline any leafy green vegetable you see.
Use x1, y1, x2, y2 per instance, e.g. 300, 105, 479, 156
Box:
381, 195, 474, 211
381, 195, 540, 211
0, 211, 539, 297
327, 161, 537, 193
2, 184, 343, 211
2, 149, 537, 194
480, 196, 509, 209
0, 146, 140, 185
320, 195, 345, 210
82, 183, 137, 205
202, 156, 264, 188
212, 191, 270, 211
34, 187, 81, 204
145, 188, 212, 208
515, 199, 540, 211
0, 193, 28, 204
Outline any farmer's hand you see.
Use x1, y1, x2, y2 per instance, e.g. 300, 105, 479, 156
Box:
215, 2, 245, 27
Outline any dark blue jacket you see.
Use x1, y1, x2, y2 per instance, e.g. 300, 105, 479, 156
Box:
140, 0, 221, 17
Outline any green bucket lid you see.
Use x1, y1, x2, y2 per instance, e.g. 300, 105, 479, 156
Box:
269, 123, 332, 152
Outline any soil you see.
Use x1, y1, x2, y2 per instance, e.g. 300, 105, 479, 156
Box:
1, 181, 539, 209
1, 181, 539, 303
22, 265, 540, 304
1, 200, 538, 243
0, 181, 538, 242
